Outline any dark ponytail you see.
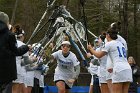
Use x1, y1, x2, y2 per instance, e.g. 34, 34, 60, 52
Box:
14, 24, 25, 38
110, 21, 121, 33
106, 22, 121, 40
99, 32, 106, 42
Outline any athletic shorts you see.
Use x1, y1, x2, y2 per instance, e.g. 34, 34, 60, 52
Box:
24, 76, 34, 87
106, 71, 112, 80
25, 71, 34, 87
13, 74, 24, 84
99, 76, 107, 84
54, 73, 74, 88
55, 80, 71, 89
112, 69, 133, 83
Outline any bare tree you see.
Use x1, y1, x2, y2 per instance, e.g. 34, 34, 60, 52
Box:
11, 0, 19, 25
133, 0, 138, 62
122, 0, 128, 41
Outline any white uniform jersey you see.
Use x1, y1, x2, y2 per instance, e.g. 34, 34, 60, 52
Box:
104, 36, 132, 83
88, 47, 101, 84
39, 75, 44, 87
34, 69, 43, 87
105, 35, 127, 50
17, 40, 29, 56
34, 57, 43, 79
34, 57, 44, 87
13, 40, 28, 83
102, 40, 131, 72
105, 35, 127, 70
16, 40, 35, 87
96, 47, 107, 77
26, 71, 34, 87
96, 46, 107, 83
52, 50, 80, 78
117, 35, 128, 51
52, 50, 80, 87
16, 40, 24, 74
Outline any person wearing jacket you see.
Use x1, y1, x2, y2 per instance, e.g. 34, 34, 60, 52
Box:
0, 11, 30, 93
128, 56, 140, 93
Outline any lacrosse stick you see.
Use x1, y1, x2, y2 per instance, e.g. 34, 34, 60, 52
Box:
63, 30, 89, 67
26, 0, 57, 44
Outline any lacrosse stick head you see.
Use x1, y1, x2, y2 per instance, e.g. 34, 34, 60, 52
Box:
31, 43, 42, 57
32, 43, 42, 52
47, 0, 56, 7
74, 22, 86, 41
49, 6, 61, 20
59, 5, 73, 19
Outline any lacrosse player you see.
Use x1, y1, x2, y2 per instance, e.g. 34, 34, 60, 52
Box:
87, 27, 132, 93
51, 41, 80, 93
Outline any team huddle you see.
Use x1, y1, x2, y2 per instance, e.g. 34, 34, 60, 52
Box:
0, 10, 133, 93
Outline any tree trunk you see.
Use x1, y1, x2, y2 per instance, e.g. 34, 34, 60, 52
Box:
133, 0, 138, 62
118, 0, 122, 23
10, 0, 19, 25
122, 0, 128, 41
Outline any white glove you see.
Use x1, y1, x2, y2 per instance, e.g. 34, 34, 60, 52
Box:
87, 65, 98, 75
